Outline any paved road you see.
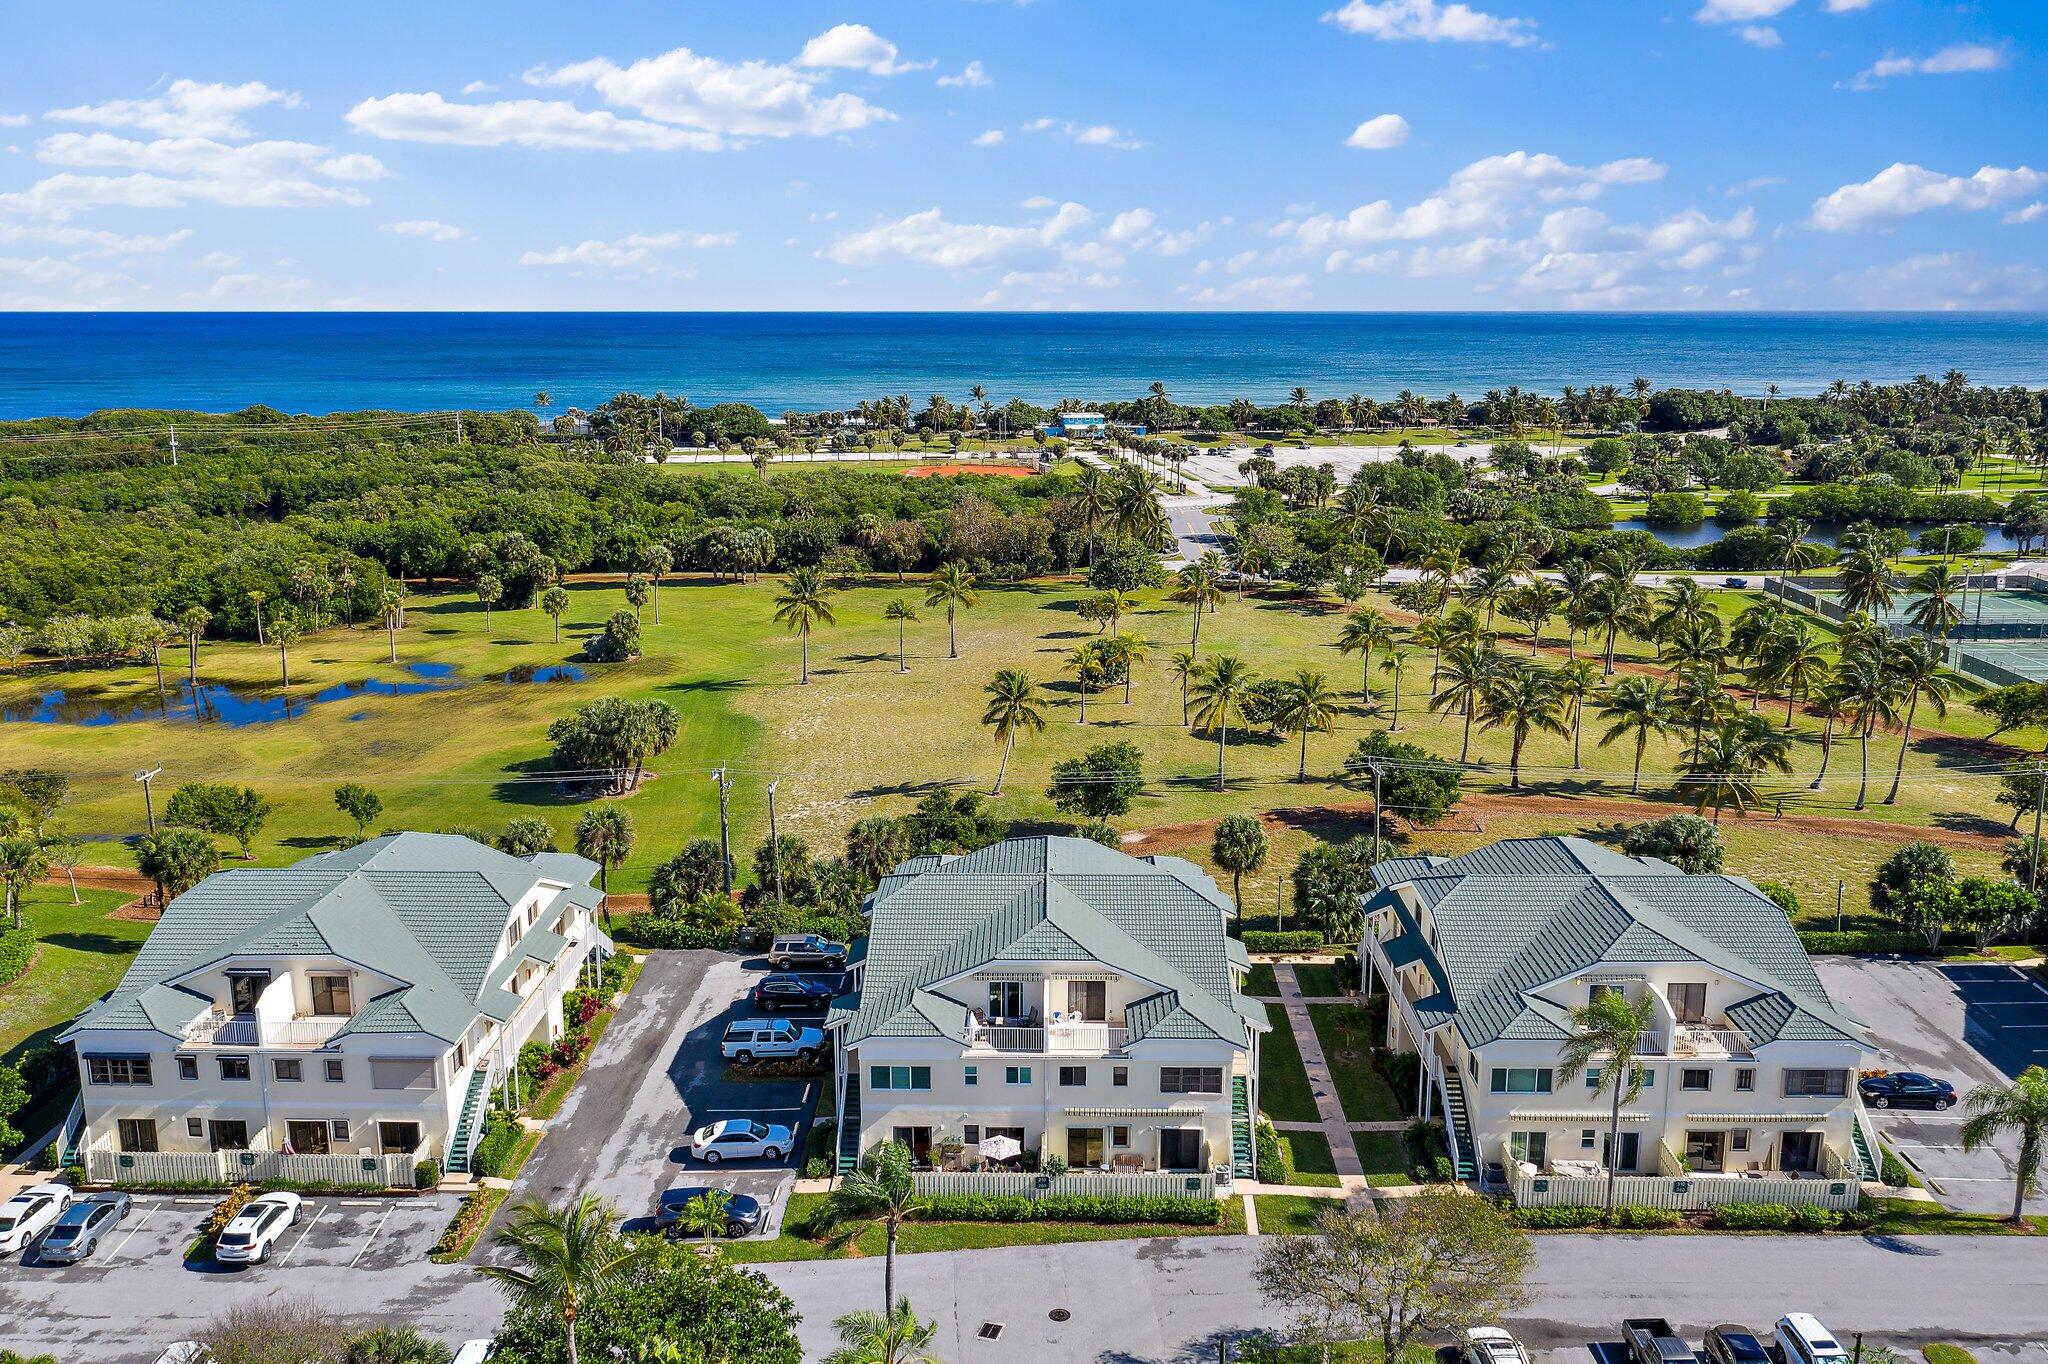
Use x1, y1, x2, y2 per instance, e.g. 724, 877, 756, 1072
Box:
1162, 493, 1232, 566
1816, 956, 2048, 1216
762, 1231, 2048, 1363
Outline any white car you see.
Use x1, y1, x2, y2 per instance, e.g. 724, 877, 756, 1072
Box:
1466, 1327, 1531, 1364
213, 1191, 302, 1264
452, 1344, 493, 1364
689, 1118, 793, 1164
153, 1347, 212, 1364
0, 1183, 73, 1256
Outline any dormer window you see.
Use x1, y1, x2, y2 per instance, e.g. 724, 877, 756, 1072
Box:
310, 974, 353, 1016
1667, 983, 1707, 1024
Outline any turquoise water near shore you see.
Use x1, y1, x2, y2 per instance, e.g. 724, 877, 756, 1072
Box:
2, 312, 2044, 419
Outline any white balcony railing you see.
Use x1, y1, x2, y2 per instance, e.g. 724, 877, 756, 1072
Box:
969, 1023, 1128, 1054
181, 1012, 349, 1048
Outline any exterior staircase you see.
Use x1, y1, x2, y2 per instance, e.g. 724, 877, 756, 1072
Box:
58, 1095, 86, 1166
1850, 1119, 1880, 1181
1229, 1076, 1255, 1178
444, 1066, 492, 1175
836, 1080, 863, 1174
1441, 1071, 1477, 1180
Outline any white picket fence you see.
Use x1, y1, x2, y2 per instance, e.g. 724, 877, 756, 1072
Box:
1512, 1169, 1858, 1211
86, 1145, 421, 1189
915, 1170, 1218, 1200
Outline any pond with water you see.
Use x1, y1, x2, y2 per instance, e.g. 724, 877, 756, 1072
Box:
1612, 519, 2024, 555
1, 673, 462, 727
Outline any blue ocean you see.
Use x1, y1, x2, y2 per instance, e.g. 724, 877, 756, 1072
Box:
2, 312, 2045, 419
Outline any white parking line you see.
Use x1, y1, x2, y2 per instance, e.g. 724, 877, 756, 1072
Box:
278, 1202, 325, 1265
105, 1203, 159, 1261
348, 1205, 393, 1268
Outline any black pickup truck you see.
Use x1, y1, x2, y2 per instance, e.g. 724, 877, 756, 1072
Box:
1625, 1320, 1702, 1364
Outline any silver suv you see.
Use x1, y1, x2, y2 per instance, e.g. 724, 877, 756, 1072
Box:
721, 1019, 825, 1065
768, 935, 846, 970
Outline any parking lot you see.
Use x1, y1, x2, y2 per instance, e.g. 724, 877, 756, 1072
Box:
10, 1193, 456, 1278
1814, 955, 2048, 1215
490, 947, 828, 1245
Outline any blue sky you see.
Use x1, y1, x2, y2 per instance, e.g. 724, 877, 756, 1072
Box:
0, 0, 2041, 310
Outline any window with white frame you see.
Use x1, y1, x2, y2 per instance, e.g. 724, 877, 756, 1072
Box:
1490, 1067, 1552, 1095
868, 1066, 931, 1091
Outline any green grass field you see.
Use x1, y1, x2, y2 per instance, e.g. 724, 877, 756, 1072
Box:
0, 568, 2028, 924
1354, 1130, 1415, 1187
721, 1190, 1249, 1262
1281, 1129, 1341, 1187
1, 884, 149, 1061
1257, 1004, 1319, 1123
1310, 1004, 1404, 1123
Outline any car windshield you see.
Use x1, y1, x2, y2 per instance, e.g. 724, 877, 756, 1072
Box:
744, 1121, 767, 1137
0, 1217, 16, 1232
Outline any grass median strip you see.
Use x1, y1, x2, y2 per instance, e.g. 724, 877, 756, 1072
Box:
1282, 1130, 1340, 1188
1258, 1006, 1319, 1123
721, 1192, 1247, 1263
1245, 963, 1278, 997
431, 1186, 510, 1263
1354, 1130, 1414, 1188
1253, 1194, 1343, 1236
1309, 1003, 1403, 1123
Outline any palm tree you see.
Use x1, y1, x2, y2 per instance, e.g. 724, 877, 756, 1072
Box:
828, 1142, 930, 1317
1505, 580, 1560, 654
924, 562, 980, 659
1554, 991, 1657, 1219
1168, 647, 1198, 726
476, 1195, 643, 1364
1556, 658, 1601, 770
981, 669, 1045, 795
1685, 714, 1794, 824
1763, 622, 1829, 729
883, 598, 918, 672
1190, 654, 1257, 791
1807, 679, 1848, 790
1336, 607, 1396, 706
825, 1299, 943, 1364
541, 585, 571, 644
671, 1188, 733, 1246
1411, 614, 1451, 695
1428, 642, 1502, 764
177, 604, 211, 689
272, 613, 300, 689
1837, 547, 1896, 620
1462, 562, 1518, 629
642, 544, 674, 624
1905, 561, 1965, 641
1073, 464, 1112, 567
1273, 670, 1339, 780
773, 565, 837, 684
1837, 645, 1902, 810
1171, 559, 1224, 652
1063, 643, 1105, 724
1476, 663, 1569, 789
1597, 676, 1678, 794
1380, 648, 1412, 732
1881, 637, 1955, 805
1105, 630, 1149, 703
1960, 1066, 2048, 1224
475, 574, 502, 636
573, 804, 634, 899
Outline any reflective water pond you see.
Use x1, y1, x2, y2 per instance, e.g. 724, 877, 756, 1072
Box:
495, 663, 588, 684
1613, 519, 2025, 555
1, 674, 461, 727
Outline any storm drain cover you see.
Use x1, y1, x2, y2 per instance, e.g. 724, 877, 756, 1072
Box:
1049, 1309, 1072, 1322
977, 1322, 1005, 1340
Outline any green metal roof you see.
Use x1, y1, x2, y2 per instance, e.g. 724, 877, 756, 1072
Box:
63, 833, 599, 1047
1368, 836, 1868, 1050
842, 836, 1263, 1049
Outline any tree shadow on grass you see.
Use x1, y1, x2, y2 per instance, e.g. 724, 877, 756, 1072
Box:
41, 931, 143, 956
492, 754, 605, 808
1930, 810, 2019, 839
843, 777, 956, 801
280, 834, 347, 851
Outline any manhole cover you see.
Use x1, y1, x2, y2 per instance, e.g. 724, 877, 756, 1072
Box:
1049, 1309, 1072, 1323
977, 1322, 1005, 1340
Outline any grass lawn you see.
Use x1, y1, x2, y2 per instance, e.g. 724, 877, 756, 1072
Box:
1282, 1129, 1341, 1187
1253, 1193, 1344, 1235
1292, 963, 1348, 998
722, 1191, 1248, 1262
1245, 963, 1279, 997
1309, 1004, 1404, 1123
1258, 1006, 1320, 1123
1860, 1197, 2048, 1236
1354, 1130, 1415, 1188
0, 564, 2030, 920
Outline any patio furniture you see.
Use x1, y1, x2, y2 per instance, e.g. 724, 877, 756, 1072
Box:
978, 1134, 1023, 1164
1547, 1159, 1603, 1179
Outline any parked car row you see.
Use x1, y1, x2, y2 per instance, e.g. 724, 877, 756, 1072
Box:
1624, 1314, 1852, 1364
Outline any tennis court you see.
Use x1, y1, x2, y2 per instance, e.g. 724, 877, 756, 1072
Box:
1950, 639, 2048, 685
1803, 586, 2048, 638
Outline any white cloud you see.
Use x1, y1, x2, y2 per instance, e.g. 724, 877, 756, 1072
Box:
937, 61, 990, 89
1694, 0, 1795, 21
1323, 0, 1538, 46
1824, 0, 1876, 10
1810, 162, 2048, 231
346, 93, 719, 151
3, 131, 380, 215
0, 115, 29, 128
2005, 202, 2046, 225
1835, 252, 2047, 310
1739, 25, 1782, 47
1346, 114, 1410, 150
1020, 118, 1143, 150
47, 80, 298, 138
207, 270, 311, 301
38, 131, 382, 181
519, 230, 736, 270
1184, 273, 1311, 305
1850, 43, 2003, 87
0, 222, 191, 255
972, 129, 1005, 147
829, 202, 1094, 270
197, 250, 240, 270
796, 24, 930, 76
387, 219, 466, 242
533, 47, 893, 142
461, 80, 498, 96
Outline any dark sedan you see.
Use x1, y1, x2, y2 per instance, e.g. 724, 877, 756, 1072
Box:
37, 1191, 131, 1264
655, 1187, 764, 1238
1858, 1072, 1956, 1110
751, 974, 838, 1011
1705, 1326, 1772, 1364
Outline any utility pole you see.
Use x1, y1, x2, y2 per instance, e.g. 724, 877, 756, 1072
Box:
168, 423, 178, 467
712, 767, 734, 895
455, 412, 464, 445
135, 766, 162, 834
2031, 763, 2045, 895
1276, 865, 1284, 933
1368, 760, 1384, 862
767, 780, 784, 904
1835, 880, 1844, 933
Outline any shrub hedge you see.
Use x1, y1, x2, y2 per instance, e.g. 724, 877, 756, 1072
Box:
1512, 1204, 1606, 1228
916, 1193, 1221, 1226
0, 923, 34, 988
610, 915, 735, 951
468, 1117, 522, 1178
1797, 929, 1925, 955
1709, 1202, 1846, 1231
1241, 930, 1325, 954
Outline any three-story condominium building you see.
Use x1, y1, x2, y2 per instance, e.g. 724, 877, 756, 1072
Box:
1361, 837, 1881, 1209
58, 833, 608, 1186
826, 837, 1268, 1185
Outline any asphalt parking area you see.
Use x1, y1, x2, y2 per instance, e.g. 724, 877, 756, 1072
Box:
257, 1197, 453, 1272
1814, 956, 2048, 1216
12, 1197, 201, 1274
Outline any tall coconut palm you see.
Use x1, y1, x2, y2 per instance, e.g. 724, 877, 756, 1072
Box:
1168, 647, 1197, 725
1273, 669, 1340, 780
1768, 519, 1828, 603
1505, 580, 1561, 654
1555, 558, 1598, 659
572, 804, 634, 899
1190, 653, 1258, 791
1685, 714, 1794, 824
1765, 623, 1831, 729
924, 562, 980, 659
980, 669, 1044, 795
1905, 561, 1966, 641
1597, 675, 1678, 794
1556, 658, 1602, 770
1379, 648, 1412, 732
1881, 636, 1955, 805
1105, 630, 1149, 703
642, 543, 674, 624
883, 598, 917, 672
1806, 678, 1848, 790
1959, 1066, 2048, 1224
272, 613, 301, 690
477, 1196, 643, 1364
774, 565, 837, 684
828, 1142, 930, 1317
1554, 990, 1658, 1219
824, 1298, 943, 1364
1411, 614, 1452, 696
1671, 661, 1735, 751
1063, 643, 1105, 724
1171, 559, 1223, 653
1476, 663, 1569, 789
1462, 562, 1518, 629
1428, 642, 1502, 764
1836, 644, 1902, 810
1073, 464, 1113, 567
1336, 607, 1396, 705
1837, 546, 1896, 621
177, 604, 211, 689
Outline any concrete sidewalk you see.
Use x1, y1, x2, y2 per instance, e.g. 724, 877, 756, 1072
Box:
1272, 963, 1368, 1192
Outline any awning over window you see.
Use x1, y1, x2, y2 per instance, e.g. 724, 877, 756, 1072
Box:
1507, 1109, 1652, 1122
1685, 1113, 1835, 1125
1063, 1105, 1207, 1119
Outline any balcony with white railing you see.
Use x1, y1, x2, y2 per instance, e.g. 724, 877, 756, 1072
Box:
967, 1022, 1129, 1055
181, 1012, 350, 1048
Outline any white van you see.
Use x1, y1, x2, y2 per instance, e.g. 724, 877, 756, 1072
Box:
1776, 1315, 1851, 1364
